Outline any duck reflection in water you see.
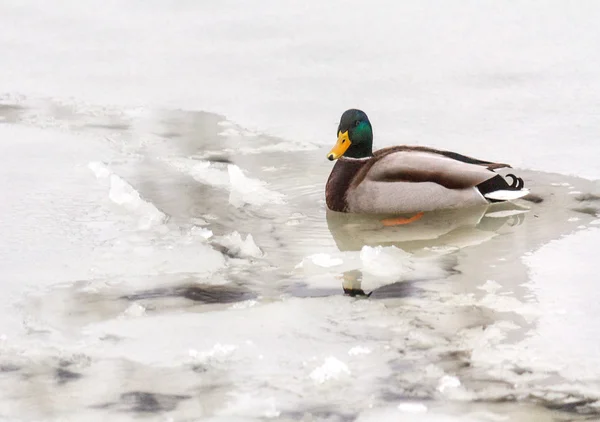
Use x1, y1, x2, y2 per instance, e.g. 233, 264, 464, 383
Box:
324, 202, 529, 297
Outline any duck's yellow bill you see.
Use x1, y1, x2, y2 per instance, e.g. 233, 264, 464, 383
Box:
327, 131, 351, 161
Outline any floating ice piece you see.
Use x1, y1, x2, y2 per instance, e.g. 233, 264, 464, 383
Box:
229, 300, 258, 310
217, 231, 263, 258
219, 393, 280, 419
88, 161, 167, 230
397, 402, 428, 413
437, 375, 461, 393
484, 189, 530, 201
166, 158, 230, 187
310, 356, 350, 384
228, 164, 286, 207
122, 303, 146, 318
190, 226, 213, 240
109, 174, 167, 229
360, 245, 410, 277
88, 161, 111, 178
348, 346, 372, 356
477, 279, 502, 293
189, 343, 237, 363
306, 253, 343, 268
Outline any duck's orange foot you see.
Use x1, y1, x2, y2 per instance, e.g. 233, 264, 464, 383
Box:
381, 212, 424, 226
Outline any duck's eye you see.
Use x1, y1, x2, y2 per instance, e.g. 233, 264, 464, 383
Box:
355, 120, 361, 127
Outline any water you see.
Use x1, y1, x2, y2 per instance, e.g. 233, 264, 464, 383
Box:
2, 2, 600, 421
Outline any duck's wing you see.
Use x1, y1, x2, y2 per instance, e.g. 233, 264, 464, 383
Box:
375, 146, 511, 170
359, 148, 505, 189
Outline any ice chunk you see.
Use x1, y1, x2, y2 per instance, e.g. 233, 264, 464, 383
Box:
219, 393, 281, 419
109, 174, 167, 229
397, 402, 428, 413
229, 300, 258, 310
360, 245, 410, 277
227, 164, 286, 207
166, 158, 230, 187
190, 226, 213, 240
310, 356, 350, 384
477, 280, 502, 293
189, 343, 237, 363
437, 375, 461, 393
306, 253, 343, 268
348, 346, 372, 356
122, 303, 146, 318
88, 161, 111, 178
216, 231, 263, 259
88, 161, 167, 230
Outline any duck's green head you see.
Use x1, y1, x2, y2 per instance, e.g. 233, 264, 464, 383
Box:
327, 109, 373, 161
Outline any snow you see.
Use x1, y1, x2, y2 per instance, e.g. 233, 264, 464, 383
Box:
2, 1, 600, 179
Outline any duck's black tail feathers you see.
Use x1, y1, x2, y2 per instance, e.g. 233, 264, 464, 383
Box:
477, 174, 528, 203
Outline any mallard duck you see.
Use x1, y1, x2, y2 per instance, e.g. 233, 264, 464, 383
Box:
326, 109, 528, 225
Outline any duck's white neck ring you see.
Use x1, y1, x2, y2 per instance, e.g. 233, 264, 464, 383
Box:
340, 156, 372, 162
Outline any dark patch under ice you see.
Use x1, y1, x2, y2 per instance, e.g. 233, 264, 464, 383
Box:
121, 283, 256, 304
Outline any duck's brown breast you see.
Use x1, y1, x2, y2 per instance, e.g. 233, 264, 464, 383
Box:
325, 158, 371, 212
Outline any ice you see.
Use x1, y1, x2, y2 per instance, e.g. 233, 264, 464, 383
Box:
164, 158, 285, 208
229, 300, 258, 310
88, 161, 168, 230
215, 231, 263, 259
227, 164, 286, 207
309, 356, 351, 384
217, 394, 281, 419
190, 226, 213, 240
477, 280, 502, 294
348, 346, 372, 356
189, 343, 238, 364
165, 158, 230, 188
397, 402, 428, 413
122, 303, 146, 318
3, 1, 600, 179
517, 228, 600, 381
2, 1, 600, 420
437, 375, 462, 393
360, 245, 411, 277
305, 253, 344, 268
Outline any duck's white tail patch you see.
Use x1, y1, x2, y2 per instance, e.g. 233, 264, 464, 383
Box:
484, 189, 530, 201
